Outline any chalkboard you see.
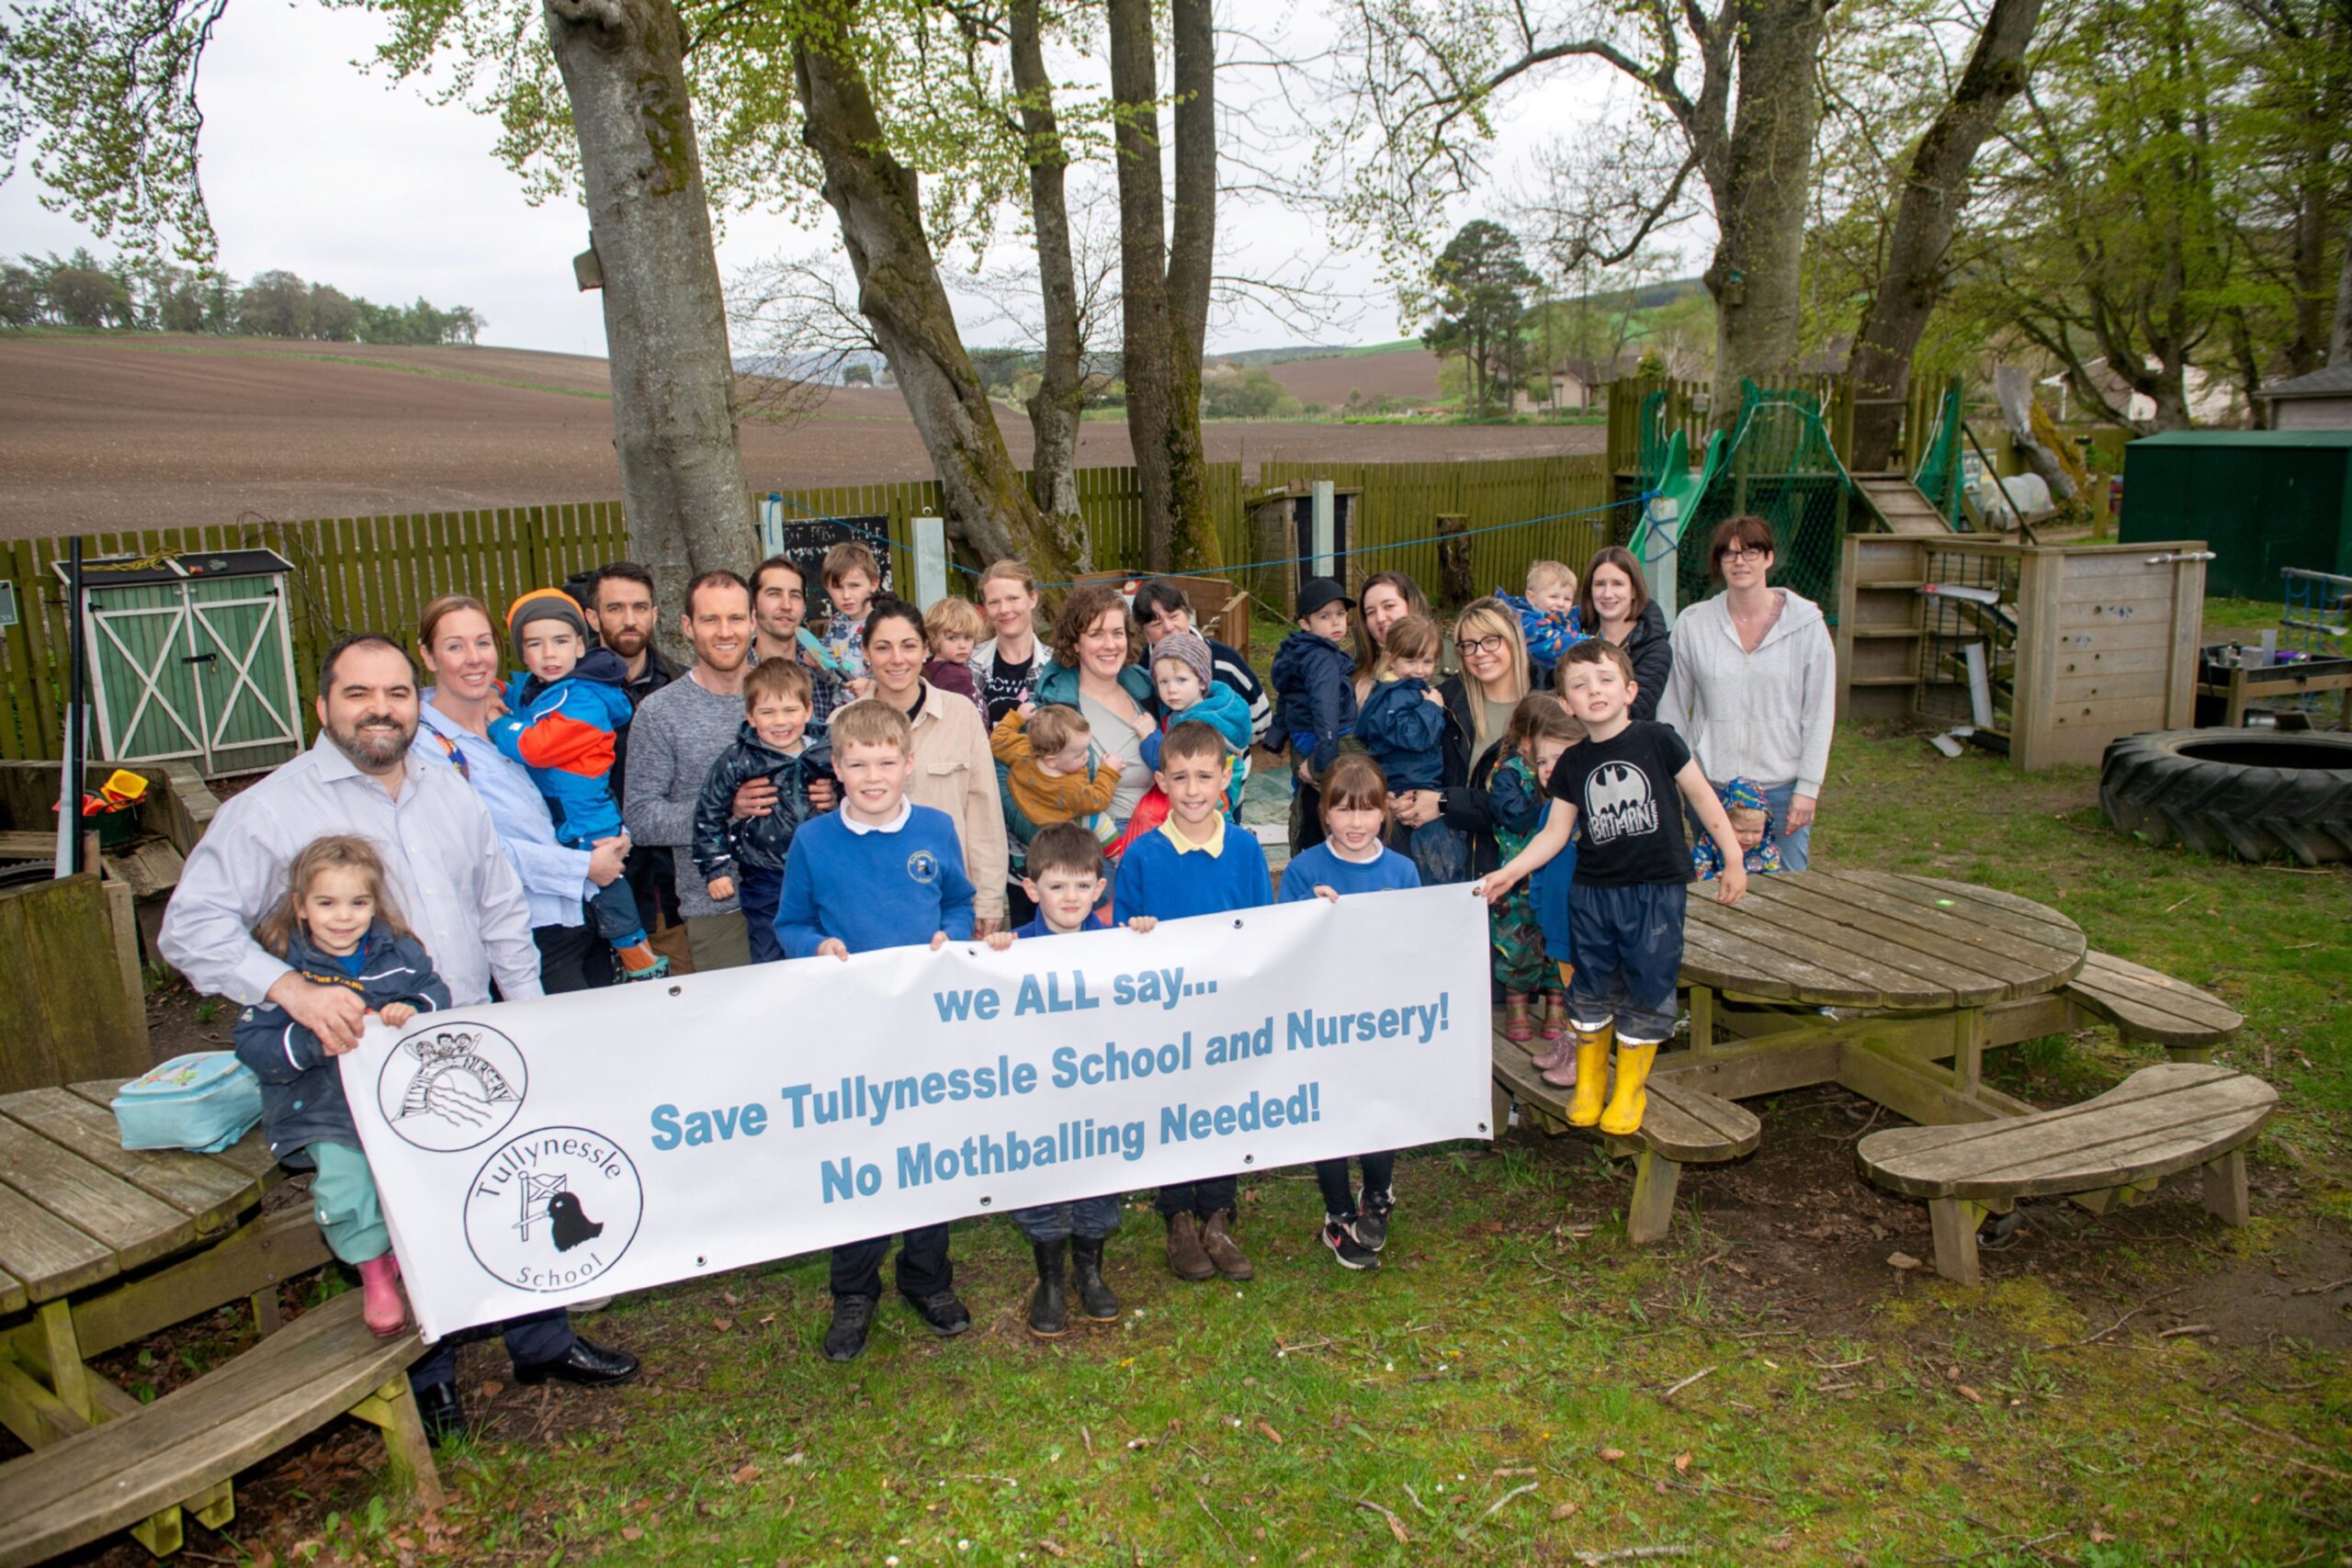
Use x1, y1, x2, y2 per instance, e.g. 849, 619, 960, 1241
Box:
758, 509, 896, 620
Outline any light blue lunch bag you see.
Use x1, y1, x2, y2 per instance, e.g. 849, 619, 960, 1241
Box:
111, 1053, 265, 1154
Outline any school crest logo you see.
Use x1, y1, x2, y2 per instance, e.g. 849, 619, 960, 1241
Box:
907, 848, 941, 885
465, 1126, 643, 1293
377, 1024, 527, 1152
1582, 760, 1657, 843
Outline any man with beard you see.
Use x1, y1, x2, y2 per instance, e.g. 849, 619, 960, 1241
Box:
585, 562, 687, 973
622, 571, 765, 972
161, 634, 641, 1444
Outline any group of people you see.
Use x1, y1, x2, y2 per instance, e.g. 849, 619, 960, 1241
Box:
156, 513, 1836, 1441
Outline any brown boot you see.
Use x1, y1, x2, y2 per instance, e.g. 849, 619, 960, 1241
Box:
1165, 1213, 1215, 1281
1200, 1211, 1254, 1280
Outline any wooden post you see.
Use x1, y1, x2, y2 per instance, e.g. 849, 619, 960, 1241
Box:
1624, 1149, 1681, 1245
2201, 1148, 2250, 1226
1435, 515, 1473, 611
1927, 1197, 1984, 1287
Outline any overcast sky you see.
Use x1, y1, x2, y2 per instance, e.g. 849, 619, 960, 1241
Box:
0, 6, 1665, 359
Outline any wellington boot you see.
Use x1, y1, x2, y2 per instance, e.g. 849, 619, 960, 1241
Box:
1028, 1239, 1069, 1337
1598, 1043, 1660, 1135
1563, 1024, 1614, 1125
1502, 994, 1534, 1043
1070, 1236, 1121, 1321
356, 1253, 407, 1338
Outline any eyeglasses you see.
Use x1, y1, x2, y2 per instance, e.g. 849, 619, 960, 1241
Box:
1720, 546, 1770, 564
1456, 633, 1510, 657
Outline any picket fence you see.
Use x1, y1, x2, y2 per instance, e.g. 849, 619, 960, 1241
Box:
0, 454, 1621, 763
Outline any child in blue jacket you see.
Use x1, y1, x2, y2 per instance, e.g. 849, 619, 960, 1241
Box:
1354, 614, 1464, 883
1270, 577, 1361, 855
492, 590, 665, 980
1500, 559, 1585, 682
232, 835, 450, 1339
693, 659, 836, 964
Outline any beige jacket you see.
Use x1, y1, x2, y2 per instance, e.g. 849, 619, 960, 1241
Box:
906, 680, 1011, 924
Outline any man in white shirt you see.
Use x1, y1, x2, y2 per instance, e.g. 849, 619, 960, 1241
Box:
161, 635, 640, 1443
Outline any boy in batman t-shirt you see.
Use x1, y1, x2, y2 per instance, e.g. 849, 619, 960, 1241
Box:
1474, 639, 1747, 1137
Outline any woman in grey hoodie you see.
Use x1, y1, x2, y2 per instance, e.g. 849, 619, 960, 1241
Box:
1657, 515, 1837, 869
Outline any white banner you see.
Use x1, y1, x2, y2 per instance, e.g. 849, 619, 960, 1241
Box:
341, 885, 1491, 1339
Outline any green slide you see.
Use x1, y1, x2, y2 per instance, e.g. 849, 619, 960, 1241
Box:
1626, 428, 1725, 625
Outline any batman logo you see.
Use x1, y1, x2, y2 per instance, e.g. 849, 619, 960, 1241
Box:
1582, 760, 1658, 842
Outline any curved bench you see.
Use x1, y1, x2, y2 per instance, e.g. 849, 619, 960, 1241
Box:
1493, 1037, 1759, 1243
2062, 951, 2245, 1061
0, 1290, 437, 1566
1856, 1062, 2276, 1286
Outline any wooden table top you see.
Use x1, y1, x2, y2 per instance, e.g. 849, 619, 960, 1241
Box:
0, 1080, 281, 1312
1682, 870, 2087, 1011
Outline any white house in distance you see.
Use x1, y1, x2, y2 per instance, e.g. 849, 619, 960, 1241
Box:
2258, 365, 2352, 431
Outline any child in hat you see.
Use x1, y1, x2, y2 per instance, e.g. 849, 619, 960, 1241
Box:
1269, 577, 1363, 855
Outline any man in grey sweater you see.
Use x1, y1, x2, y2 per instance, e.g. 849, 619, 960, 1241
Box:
622, 571, 765, 971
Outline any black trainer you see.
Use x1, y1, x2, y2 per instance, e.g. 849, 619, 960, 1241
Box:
823, 1295, 878, 1362
1354, 1187, 1396, 1252
1321, 1218, 1381, 1270
905, 1288, 972, 1337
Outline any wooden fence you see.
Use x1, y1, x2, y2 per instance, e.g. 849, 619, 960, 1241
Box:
0, 455, 1621, 764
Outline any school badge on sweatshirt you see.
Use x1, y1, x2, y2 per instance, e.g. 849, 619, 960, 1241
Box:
464, 1125, 644, 1292
906, 848, 941, 885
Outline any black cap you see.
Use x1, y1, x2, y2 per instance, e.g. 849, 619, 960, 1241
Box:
1295, 577, 1354, 621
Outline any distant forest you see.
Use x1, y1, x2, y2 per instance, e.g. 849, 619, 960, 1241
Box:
1, 250, 483, 346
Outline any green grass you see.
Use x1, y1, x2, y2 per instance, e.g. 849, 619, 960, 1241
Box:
250, 726, 2352, 1565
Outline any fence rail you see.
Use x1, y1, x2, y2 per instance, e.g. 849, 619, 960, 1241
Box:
1, 454, 1620, 765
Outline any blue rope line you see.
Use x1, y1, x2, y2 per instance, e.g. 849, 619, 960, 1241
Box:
762, 488, 1647, 594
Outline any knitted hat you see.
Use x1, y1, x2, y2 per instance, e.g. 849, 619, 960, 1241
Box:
507, 588, 590, 650
1152, 629, 1215, 692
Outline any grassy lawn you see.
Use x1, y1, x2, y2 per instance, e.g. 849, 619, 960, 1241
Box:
114, 724, 2352, 1568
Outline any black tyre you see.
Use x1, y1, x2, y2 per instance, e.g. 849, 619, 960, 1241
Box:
2099, 729, 2352, 865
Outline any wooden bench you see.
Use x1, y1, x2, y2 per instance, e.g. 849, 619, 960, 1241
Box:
1855, 1062, 2276, 1287
2062, 951, 2245, 1061
0, 1290, 439, 1566
1493, 1037, 1760, 1243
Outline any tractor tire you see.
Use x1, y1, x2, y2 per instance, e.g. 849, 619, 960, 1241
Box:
2099, 728, 2352, 865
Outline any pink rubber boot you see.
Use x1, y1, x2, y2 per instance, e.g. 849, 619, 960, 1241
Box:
356, 1253, 408, 1337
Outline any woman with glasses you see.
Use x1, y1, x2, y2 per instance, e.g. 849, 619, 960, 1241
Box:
1575, 547, 1672, 722
1657, 515, 1837, 869
1391, 597, 1532, 884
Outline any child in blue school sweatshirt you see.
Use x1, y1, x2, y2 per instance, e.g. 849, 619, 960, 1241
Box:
771, 699, 976, 1366
1112, 719, 1272, 1282
985, 822, 1160, 1338
1276, 754, 1419, 1269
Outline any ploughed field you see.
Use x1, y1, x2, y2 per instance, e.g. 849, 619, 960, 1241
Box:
0, 335, 1601, 538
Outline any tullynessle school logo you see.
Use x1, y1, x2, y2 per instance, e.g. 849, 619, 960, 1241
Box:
465, 1127, 643, 1293
906, 848, 941, 885
376, 1024, 527, 1152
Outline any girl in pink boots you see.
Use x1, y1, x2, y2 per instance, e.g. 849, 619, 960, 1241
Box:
233, 836, 449, 1337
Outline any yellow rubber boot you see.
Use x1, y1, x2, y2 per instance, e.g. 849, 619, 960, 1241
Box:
1598, 1043, 1660, 1135
1565, 1022, 1613, 1126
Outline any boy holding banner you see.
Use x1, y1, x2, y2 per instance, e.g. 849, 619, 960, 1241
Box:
774, 699, 978, 1360
994, 822, 1156, 1337
1112, 719, 1273, 1283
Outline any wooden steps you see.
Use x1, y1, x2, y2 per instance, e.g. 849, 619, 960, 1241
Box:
1855, 472, 1956, 535
1856, 1062, 2275, 1285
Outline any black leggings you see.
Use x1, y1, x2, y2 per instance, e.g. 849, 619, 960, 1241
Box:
1315, 1152, 1396, 1220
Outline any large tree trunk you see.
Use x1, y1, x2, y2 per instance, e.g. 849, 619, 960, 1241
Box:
1847, 0, 2043, 470
2334, 205, 2352, 367
794, 14, 1075, 580
1702, 0, 1831, 423
546, 0, 751, 639
1108, 0, 1221, 573
1163, 0, 1219, 570
1009, 0, 1091, 571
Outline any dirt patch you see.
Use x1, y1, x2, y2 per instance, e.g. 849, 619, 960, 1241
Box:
0, 336, 1605, 539
1258, 348, 1443, 407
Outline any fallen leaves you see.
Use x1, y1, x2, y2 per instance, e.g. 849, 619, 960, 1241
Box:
1258, 1421, 1284, 1445
1887, 1251, 1923, 1271
731, 1463, 762, 1483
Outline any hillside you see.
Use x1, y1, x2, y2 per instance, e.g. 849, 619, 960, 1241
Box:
0, 333, 1599, 538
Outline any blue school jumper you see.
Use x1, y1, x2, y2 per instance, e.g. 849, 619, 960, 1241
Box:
1276, 842, 1420, 901
773, 802, 976, 958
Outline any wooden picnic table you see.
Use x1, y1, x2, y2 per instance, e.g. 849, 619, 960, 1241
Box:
0, 1079, 332, 1553
1663, 870, 2086, 1128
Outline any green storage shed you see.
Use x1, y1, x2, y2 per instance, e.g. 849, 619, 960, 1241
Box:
2119, 431, 2352, 601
